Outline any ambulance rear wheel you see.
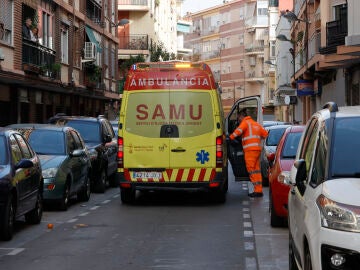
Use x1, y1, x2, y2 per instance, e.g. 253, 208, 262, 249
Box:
121, 188, 136, 204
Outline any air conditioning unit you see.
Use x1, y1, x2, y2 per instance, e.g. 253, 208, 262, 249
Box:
84, 42, 97, 60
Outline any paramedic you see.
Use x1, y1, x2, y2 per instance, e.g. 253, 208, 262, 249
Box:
229, 108, 268, 197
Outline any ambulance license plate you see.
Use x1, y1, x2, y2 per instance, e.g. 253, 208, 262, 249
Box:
133, 172, 162, 179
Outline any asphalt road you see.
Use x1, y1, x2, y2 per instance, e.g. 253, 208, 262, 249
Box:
0, 166, 288, 270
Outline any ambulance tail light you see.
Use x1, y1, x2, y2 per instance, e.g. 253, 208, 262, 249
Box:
117, 137, 124, 168
216, 136, 223, 168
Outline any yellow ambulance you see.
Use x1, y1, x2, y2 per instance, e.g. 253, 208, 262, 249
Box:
116, 62, 262, 203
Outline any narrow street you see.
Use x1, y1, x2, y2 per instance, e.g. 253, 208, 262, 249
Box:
0, 166, 288, 270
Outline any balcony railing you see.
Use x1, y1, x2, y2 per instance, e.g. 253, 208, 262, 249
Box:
319, 19, 347, 55
119, 34, 148, 50
22, 39, 57, 78
118, 0, 148, 5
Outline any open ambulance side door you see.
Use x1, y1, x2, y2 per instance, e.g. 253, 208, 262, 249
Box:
225, 96, 263, 181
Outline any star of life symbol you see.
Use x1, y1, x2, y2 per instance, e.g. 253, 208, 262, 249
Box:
196, 150, 209, 164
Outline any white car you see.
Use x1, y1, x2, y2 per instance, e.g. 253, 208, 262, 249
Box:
288, 102, 360, 270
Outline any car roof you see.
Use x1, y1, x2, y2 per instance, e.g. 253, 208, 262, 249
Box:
48, 115, 108, 124
286, 125, 305, 133
7, 124, 75, 132
266, 124, 292, 130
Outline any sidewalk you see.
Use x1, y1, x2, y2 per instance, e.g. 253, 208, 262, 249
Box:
249, 184, 289, 270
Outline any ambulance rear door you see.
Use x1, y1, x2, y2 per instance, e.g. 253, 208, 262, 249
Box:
225, 96, 262, 181
168, 90, 217, 175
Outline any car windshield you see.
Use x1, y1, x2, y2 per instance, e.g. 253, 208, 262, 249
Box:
28, 130, 65, 155
331, 117, 360, 177
266, 128, 288, 146
0, 135, 8, 165
65, 121, 100, 143
281, 132, 302, 159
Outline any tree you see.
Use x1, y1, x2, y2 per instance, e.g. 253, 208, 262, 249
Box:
149, 41, 176, 62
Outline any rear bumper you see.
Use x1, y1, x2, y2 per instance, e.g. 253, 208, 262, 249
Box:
117, 171, 226, 192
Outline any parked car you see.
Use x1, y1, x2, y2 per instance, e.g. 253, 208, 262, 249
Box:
288, 102, 360, 270
9, 125, 92, 210
110, 119, 118, 135
49, 115, 118, 192
263, 120, 291, 128
0, 128, 43, 241
267, 125, 304, 227
260, 124, 291, 186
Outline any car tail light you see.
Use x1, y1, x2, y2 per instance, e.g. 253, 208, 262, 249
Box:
216, 136, 223, 168
47, 184, 55, 190
117, 136, 124, 168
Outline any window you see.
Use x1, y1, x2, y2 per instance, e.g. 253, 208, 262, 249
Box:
15, 134, 32, 159
10, 135, 22, 164
0, 136, 8, 164
0, 0, 13, 44
300, 119, 319, 181
270, 41, 275, 57
258, 8, 268, 16
310, 129, 326, 186
61, 25, 69, 64
41, 11, 53, 48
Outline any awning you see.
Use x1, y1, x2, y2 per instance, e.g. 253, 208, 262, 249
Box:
85, 26, 102, 53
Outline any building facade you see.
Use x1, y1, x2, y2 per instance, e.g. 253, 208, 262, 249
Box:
285, 0, 360, 124
183, 0, 271, 116
0, 0, 120, 125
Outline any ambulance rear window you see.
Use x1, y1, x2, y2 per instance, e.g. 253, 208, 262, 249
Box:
124, 91, 214, 138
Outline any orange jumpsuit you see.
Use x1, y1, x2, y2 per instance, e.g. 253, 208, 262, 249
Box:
230, 116, 268, 193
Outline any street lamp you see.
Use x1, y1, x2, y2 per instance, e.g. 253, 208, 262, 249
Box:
283, 10, 310, 23
276, 34, 294, 43
264, 60, 277, 66
112, 18, 130, 28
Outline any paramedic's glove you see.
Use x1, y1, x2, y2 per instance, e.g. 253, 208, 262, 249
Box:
226, 135, 231, 143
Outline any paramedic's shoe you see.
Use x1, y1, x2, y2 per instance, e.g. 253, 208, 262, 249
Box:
248, 192, 263, 198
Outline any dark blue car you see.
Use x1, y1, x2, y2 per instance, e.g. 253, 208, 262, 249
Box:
0, 128, 43, 241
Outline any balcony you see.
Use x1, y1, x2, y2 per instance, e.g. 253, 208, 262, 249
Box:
119, 34, 148, 50
86, 0, 103, 27
22, 39, 57, 79
319, 19, 347, 55
118, 0, 149, 12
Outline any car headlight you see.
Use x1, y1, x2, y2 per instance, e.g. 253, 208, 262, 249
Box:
277, 171, 290, 184
42, 167, 58, 178
316, 194, 360, 232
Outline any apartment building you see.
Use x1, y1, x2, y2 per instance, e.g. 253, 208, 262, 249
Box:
183, 0, 271, 116
117, 0, 178, 62
0, 0, 120, 125
285, 0, 360, 124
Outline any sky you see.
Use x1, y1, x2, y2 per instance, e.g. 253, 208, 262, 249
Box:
182, 0, 224, 15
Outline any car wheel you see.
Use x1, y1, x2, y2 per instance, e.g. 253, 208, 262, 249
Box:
108, 172, 119, 188
304, 245, 313, 270
120, 188, 136, 204
211, 179, 227, 204
25, 191, 43, 224
0, 194, 15, 241
78, 173, 91, 202
269, 189, 283, 227
96, 169, 107, 193
59, 182, 70, 211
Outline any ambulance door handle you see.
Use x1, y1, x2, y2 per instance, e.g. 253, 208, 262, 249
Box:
171, 147, 186, 152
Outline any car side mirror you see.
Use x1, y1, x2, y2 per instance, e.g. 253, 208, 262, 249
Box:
103, 134, 112, 143
267, 152, 275, 167
70, 149, 84, 157
15, 159, 34, 170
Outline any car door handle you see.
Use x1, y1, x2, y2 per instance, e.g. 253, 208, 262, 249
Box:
171, 148, 186, 152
